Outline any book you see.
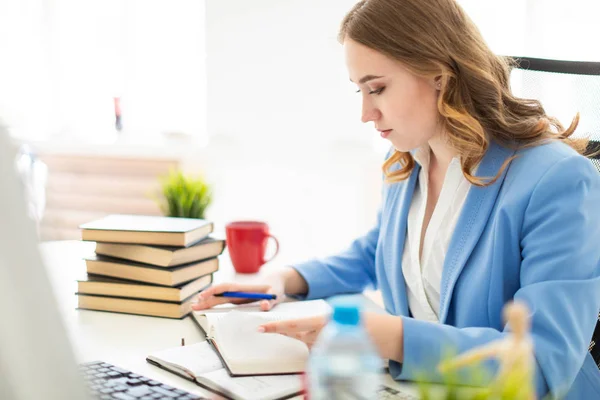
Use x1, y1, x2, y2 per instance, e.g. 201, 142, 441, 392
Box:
77, 273, 213, 302
147, 341, 303, 400
93, 237, 226, 267
84, 255, 219, 287
77, 293, 197, 319
79, 214, 214, 247
191, 300, 331, 376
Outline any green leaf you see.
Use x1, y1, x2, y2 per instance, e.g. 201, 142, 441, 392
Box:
153, 168, 213, 219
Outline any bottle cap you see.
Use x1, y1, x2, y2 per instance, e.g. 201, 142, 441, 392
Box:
331, 304, 360, 326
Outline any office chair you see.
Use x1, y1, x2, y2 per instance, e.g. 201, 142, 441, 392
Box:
508, 56, 600, 369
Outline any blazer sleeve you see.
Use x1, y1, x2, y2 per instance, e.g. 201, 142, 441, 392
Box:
291, 210, 381, 300
391, 155, 600, 398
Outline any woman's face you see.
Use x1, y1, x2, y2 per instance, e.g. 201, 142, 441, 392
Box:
344, 39, 441, 152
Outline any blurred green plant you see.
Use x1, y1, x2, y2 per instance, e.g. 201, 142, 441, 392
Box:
154, 169, 212, 219
412, 348, 547, 400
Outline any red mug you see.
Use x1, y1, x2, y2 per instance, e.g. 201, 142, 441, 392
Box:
225, 221, 280, 274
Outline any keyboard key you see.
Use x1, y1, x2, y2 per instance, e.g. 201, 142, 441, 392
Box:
125, 385, 153, 397
150, 386, 179, 398
81, 360, 103, 367
78, 360, 209, 400
111, 367, 129, 374
112, 393, 137, 400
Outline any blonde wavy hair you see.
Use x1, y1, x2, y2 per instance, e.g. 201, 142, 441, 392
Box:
339, 0, 587, 186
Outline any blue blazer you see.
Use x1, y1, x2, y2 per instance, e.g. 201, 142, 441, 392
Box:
294, 141, 600, 399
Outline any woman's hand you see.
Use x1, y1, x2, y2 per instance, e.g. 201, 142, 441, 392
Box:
259, 312, 405, 361
258, 315, 328, 349
191, 275, 286, 311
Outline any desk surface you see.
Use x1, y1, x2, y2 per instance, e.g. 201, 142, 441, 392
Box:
40, 240, 420, 399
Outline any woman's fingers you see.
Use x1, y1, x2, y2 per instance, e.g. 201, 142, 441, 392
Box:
259, 316, 326, 334
284, 330, 321, 348
191, 295, 248, 310
199, 282, 271, 298
270, 328, 321, 348
259, 288, 283, 311
192, 282, 272, 310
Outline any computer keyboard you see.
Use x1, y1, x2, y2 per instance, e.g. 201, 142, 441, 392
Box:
79, 360, 210, 400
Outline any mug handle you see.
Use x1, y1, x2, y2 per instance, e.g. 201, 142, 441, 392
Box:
263, 234, 280, 264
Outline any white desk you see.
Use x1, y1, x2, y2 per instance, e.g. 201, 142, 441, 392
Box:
40, 240, 420, 399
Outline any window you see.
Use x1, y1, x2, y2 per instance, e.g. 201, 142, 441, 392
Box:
1, 0, 206, 143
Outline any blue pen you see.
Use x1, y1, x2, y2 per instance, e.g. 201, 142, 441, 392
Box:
214, 291, 277, 300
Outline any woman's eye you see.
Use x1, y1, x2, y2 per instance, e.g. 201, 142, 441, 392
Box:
369, 87, 385, 95
355, 87, 385, 95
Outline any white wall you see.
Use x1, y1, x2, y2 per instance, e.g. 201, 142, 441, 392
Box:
204, 0, 376, 150
186, 138, 384, 268
195, 0, 387, 267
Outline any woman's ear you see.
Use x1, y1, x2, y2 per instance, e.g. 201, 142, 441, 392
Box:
434, 76, 442, 90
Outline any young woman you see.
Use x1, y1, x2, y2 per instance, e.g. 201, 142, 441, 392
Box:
193, 0, 600, 397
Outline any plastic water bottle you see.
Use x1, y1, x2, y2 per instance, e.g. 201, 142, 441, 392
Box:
306, 302, 383, 399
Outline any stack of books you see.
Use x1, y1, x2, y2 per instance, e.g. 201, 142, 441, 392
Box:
76, 214, 225, 319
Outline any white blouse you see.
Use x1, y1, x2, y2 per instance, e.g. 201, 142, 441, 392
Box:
401, 146, 471, 322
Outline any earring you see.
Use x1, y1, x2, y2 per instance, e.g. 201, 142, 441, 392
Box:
436, 82, 442, 90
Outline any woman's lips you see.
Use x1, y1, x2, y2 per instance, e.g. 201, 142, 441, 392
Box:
380, 129, 392, 139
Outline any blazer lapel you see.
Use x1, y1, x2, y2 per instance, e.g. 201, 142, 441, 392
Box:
386, 165, 419, 317
438, 142, 516, 323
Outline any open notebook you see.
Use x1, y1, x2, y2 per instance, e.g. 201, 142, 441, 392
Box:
191, 300, 331, 376
147, 341, 303, 400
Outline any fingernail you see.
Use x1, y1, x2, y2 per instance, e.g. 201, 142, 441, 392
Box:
257, 326, 265, 333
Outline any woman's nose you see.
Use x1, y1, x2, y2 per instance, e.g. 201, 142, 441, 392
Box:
361, 100, 380, 123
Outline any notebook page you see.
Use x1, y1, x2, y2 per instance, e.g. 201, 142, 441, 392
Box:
192, 299, 331, 339
265, 299, 331, 317
197, 368, 302, 400
197, 302, 263, 313
194, 299, 330, 316
148, 342, 223, 376
215, 311, 310, 366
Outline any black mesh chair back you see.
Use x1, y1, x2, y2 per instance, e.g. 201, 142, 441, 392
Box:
509, 56, 600, 369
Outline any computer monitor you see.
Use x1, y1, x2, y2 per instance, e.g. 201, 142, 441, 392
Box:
0, 121, 88, 399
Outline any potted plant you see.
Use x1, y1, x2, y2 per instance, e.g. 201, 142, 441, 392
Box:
154, 168, 213, 219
